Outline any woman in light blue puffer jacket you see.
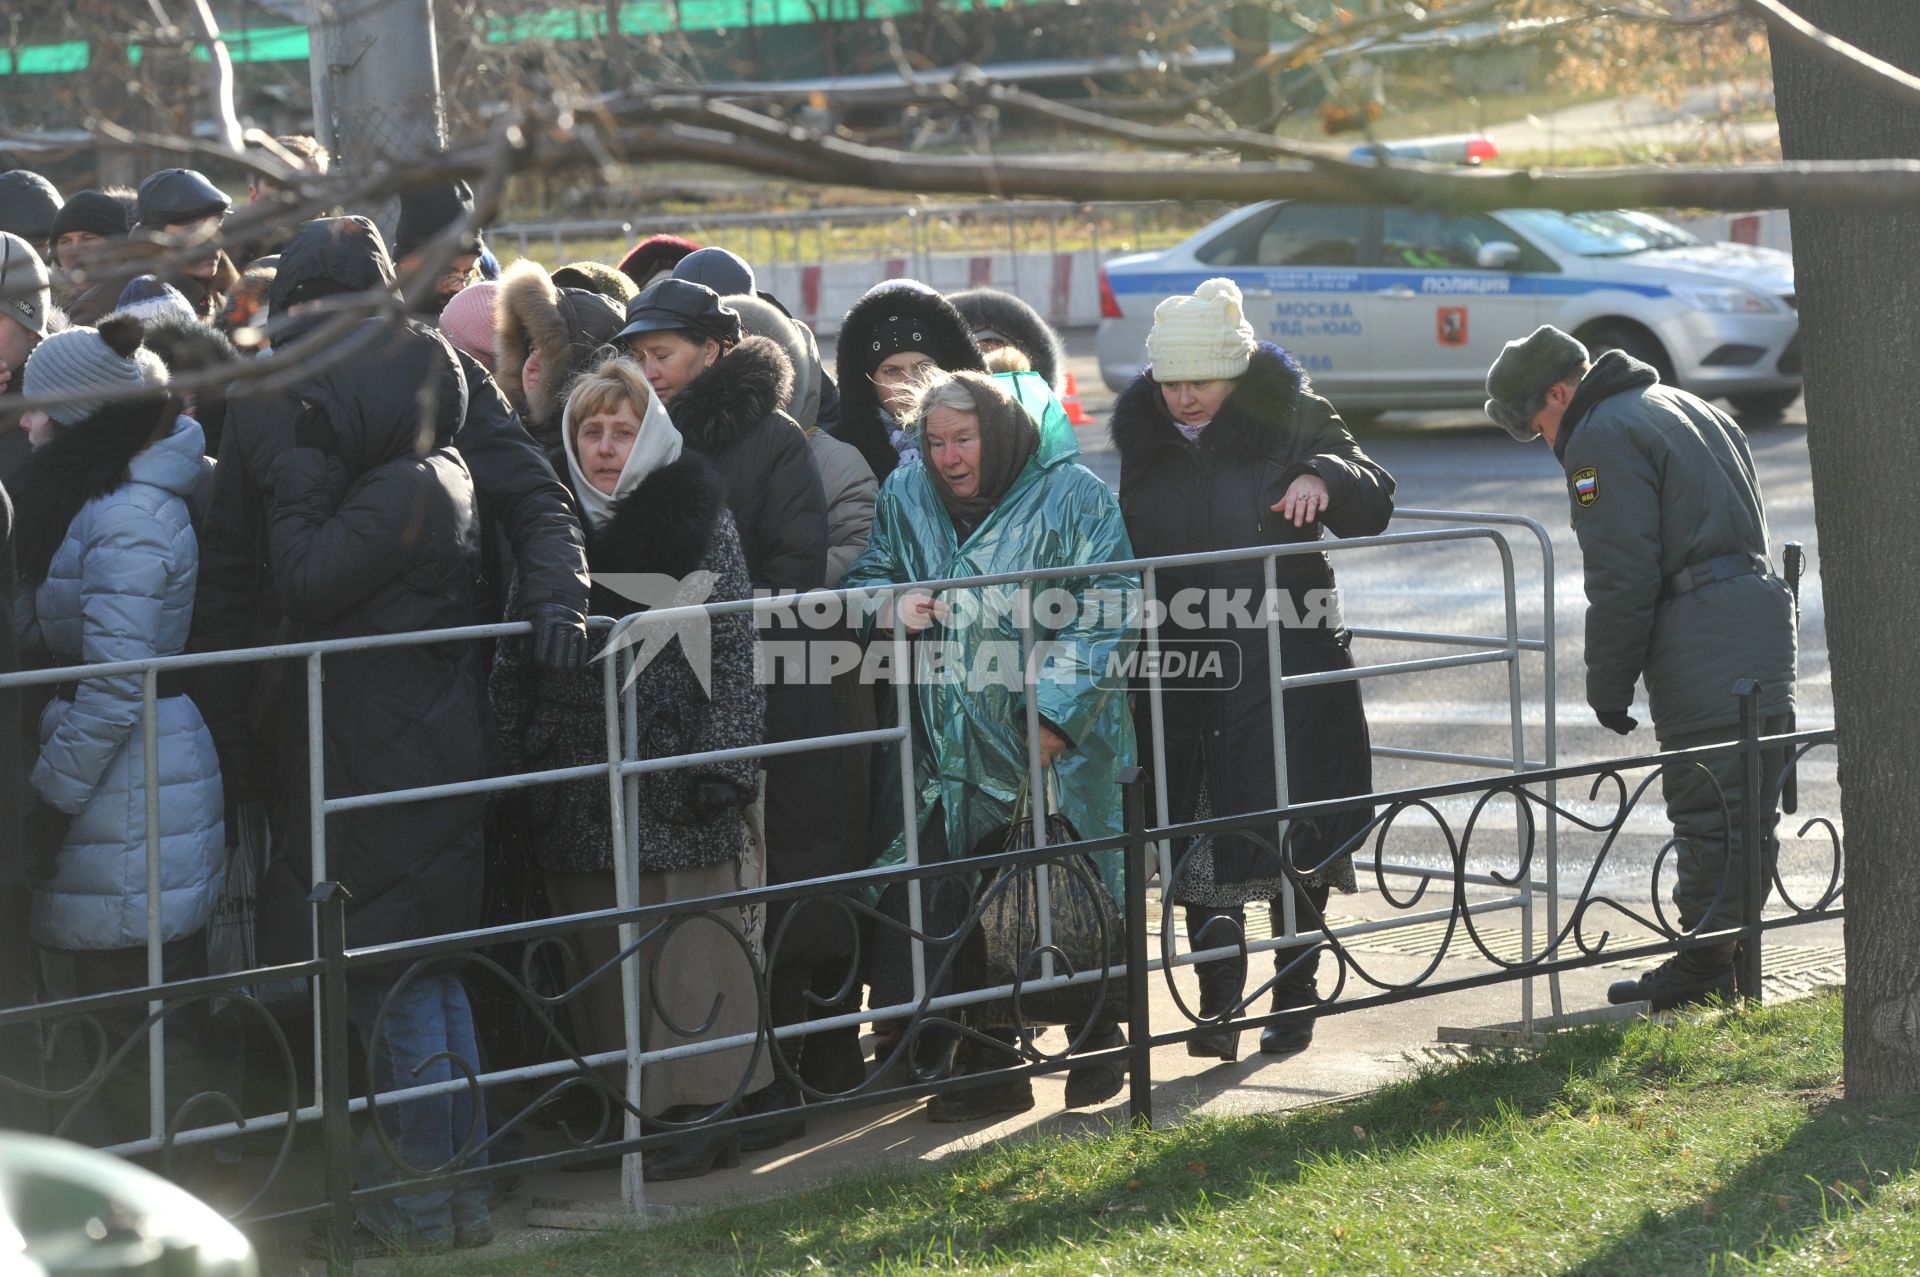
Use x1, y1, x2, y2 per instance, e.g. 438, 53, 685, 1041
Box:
11, 314, 224, 1143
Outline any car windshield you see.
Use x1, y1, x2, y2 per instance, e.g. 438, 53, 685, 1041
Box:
1501, 209, 1704, 257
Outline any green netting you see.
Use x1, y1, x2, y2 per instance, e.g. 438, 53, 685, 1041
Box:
197, 25, 313, 63
3, 0, 1022, 75
492, 0, 1006, 43
0, 40, 89, 75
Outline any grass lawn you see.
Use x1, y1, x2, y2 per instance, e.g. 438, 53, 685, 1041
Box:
394, 993, 1920, 1274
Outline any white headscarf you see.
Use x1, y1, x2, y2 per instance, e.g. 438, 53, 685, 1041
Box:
562, 383, 684, 529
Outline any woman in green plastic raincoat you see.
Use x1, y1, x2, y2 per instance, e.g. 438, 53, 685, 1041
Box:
843, 368, 1139, 1122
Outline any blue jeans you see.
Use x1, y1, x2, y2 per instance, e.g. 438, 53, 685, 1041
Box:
347, 970, 491, 1243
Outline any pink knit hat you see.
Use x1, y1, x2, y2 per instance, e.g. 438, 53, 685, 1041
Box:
440, 280, 499, 371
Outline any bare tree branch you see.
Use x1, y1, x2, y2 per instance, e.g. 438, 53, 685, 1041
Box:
182, 0, 245, 153
964, 76, 1343, 169
1567, 1, 1740, 26
1738, 0, 1920, 113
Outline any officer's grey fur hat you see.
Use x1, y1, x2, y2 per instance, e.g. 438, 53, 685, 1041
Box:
1486, 325, 1589, 441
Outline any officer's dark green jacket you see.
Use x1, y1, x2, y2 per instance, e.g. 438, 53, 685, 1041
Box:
1554, 351, 1796, 740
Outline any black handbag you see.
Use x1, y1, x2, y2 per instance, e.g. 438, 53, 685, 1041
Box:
970, 775, 1129, 1029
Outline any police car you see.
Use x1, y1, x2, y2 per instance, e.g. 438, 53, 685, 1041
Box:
1096, 201, 1801, 419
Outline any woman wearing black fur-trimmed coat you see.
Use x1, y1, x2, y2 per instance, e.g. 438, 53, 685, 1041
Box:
488, 358, 770, 1181
1109, 278, 1395, 1065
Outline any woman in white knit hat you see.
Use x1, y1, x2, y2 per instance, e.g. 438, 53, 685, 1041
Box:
1107, 277, 1396, 1064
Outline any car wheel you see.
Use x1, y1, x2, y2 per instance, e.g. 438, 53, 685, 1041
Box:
1725, 388, 1801, 420
1583, 323, 1673, 384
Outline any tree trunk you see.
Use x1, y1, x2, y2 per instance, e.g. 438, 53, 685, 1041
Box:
1225, 3, 1275, 130
1771, 1, 1920, 1100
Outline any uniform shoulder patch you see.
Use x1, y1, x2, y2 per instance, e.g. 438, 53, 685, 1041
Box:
1570, 466, 1599, 508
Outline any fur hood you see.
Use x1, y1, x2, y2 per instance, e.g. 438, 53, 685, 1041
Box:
494, 258, 626, 436
667, 334, 795, 454
140, 312, 238, 375
832, 282, 985, 481
1110, 341, 1310, 466
557, 450, 729, 614
139, 314, 239, 454
949, 287, 1067, 392
11, 397, 179, 583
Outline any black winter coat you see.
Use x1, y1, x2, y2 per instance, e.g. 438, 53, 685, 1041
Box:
1110, 342, 1396, 885
454, 350, 590, 626
491, 453, 764, 875
668, 335, 829, 594
668, 334, 870, 889
252, 323, 488, 958
191, 328, 587, 794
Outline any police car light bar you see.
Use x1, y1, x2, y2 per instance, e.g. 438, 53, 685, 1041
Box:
1348, 134, 1499, 166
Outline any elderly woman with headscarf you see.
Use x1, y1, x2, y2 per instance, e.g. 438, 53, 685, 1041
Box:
843, 370, 1139, 1122
489, 356, 769, 1181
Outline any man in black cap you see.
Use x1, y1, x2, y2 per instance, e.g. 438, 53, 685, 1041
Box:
1486, 324, 1797, 1011
394, 180, 485, 318
46, 188, 134, 275
126, 168, 238, 323
0, 171, 62, 246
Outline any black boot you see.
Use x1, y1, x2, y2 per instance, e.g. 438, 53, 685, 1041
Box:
1185, 906, 1247, 1062
641, 1105, 742, 1181
926, 1032, 1034, 1122
737, 1073, 807, 1153
1607, 945, 1737, 1012
797, 1025, 868, 1096
1062, 1024, 1127, 1109
1261, 931, 1321, 1058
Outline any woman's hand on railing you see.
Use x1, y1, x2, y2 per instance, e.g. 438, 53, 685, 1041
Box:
897, 590, 949, 634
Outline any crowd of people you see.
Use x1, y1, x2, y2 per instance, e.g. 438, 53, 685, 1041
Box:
0, 151, 1399, 1256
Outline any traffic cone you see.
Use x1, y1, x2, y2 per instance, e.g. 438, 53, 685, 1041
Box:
1061, 371, 1093, 426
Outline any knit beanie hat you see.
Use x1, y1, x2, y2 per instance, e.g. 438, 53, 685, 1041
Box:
115, 275, 198, 325
617, 234, 699, 289
552, 259, 637, 304
23, 314, 170, 426
1146, 277, 1258, 382
440, 280, 500, 369
394, 179, 483, 261
47, 189, 133, 250
0, 232, 51, 337
0, 171, 63, 243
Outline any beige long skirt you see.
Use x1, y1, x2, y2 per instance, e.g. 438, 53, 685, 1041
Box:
546, 854, 772, 1116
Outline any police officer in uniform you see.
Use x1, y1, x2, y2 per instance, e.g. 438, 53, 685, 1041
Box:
1485, 325, 1797, 1010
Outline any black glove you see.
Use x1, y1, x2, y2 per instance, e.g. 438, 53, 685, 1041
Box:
1595, 708, 1638, 736
525, 603, 590, 671
24, 797, 73, 882
293, 402, 339, 454
689, 780, 743, 824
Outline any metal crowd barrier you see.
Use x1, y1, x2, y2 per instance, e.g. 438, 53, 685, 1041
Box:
0, 513, 1840, 1266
